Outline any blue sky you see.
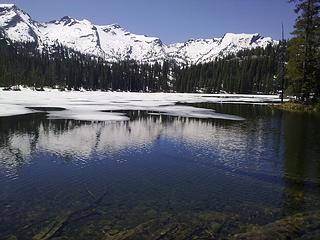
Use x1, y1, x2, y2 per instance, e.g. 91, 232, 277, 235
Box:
1, 0, 296, 43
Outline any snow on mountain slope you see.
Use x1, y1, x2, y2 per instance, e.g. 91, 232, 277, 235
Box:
96, 24, 166, 62
0, 4, 277, 65
39, 16, 104, 57
166, 38, 222, 65
0, 4, 42, 42
166, 33, 275, 65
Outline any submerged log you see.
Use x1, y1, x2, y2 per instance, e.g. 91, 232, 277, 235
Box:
32, 189, 109, 240
32, 212, 71, 240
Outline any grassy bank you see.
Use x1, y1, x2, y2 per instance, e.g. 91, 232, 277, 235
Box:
273, 101, 320, 113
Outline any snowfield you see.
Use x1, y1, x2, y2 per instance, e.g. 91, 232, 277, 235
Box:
0, 88, 283, 121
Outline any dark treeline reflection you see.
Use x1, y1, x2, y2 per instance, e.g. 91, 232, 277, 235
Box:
281, 112, 320, 215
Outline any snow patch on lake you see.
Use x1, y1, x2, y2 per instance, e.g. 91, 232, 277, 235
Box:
0, 88, 282, 121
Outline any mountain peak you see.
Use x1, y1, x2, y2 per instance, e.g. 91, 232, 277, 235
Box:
0, 4, 16, 9
60, 16, 73, 21
223, 32, 259, 39
221, 33, 265, 46
58, 15, 79, 25
109, 23, 122, 29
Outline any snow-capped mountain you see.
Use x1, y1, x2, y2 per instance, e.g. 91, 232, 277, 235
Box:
0, 4, 277, 65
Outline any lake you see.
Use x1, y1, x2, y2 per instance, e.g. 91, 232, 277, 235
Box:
0, 102, 320, 239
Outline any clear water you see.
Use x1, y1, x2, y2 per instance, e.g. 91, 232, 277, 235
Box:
0, 104, 320, 239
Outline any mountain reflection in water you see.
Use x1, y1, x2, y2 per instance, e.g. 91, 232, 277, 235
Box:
0, 105, 320, 240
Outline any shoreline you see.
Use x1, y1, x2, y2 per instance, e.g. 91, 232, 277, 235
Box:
272, 101, 320, 113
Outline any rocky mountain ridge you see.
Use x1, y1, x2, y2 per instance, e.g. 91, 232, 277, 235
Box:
0, 4, 277, 65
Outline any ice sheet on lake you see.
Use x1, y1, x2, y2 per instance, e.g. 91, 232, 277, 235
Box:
0, 88, 282, 121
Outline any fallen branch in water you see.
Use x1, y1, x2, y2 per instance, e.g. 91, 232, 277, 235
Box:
32, 188, 109, 240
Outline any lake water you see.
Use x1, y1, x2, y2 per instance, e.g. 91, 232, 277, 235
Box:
0, 104, 320, 239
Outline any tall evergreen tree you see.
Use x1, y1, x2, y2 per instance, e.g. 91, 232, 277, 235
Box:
287, 0, 320, 100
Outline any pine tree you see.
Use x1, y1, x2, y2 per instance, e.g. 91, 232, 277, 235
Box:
287, 0, 320, 100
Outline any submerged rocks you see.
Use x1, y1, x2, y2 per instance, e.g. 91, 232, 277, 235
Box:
5, 206, 320, 239
103, 210, 320, 240
232, 211, 320, 240
2, 235, 17, 240
104, 211, 239, 240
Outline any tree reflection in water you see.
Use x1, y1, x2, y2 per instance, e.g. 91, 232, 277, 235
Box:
0, 105, 319, 239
